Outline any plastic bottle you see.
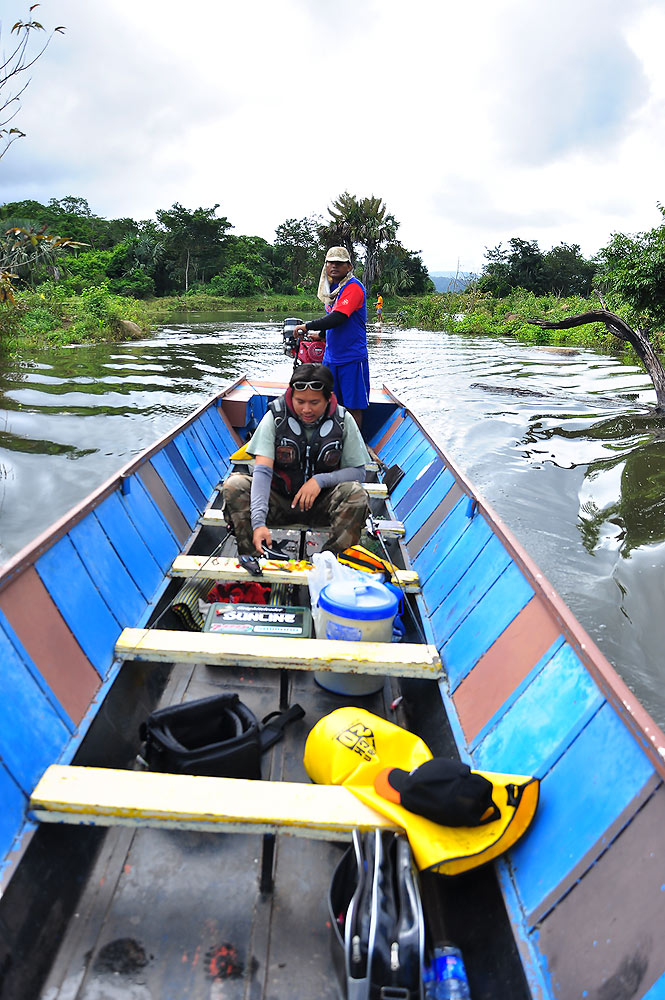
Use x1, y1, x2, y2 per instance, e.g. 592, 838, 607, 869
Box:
431, 944, 471, 999
423, 959, 436, 999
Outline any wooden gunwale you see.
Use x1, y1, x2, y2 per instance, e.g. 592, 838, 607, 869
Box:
0, 376, 245, 595
379, 385, 665, 779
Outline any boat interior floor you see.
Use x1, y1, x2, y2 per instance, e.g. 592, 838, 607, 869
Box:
30, 521, 530, 1000
37, 682, 529, 999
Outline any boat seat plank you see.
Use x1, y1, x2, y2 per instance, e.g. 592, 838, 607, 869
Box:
231, 459, 381, 472
115, 628, 442, 678
199, 509, 405, 537
169, 554, 420, 591
221, 478, 389, 498
364, 481, 389, 497
31, 765, 398, 838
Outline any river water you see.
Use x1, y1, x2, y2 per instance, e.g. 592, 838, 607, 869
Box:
2, 314, 664, 728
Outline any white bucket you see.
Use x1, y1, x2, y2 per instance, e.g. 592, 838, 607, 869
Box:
314, 580, 398, 695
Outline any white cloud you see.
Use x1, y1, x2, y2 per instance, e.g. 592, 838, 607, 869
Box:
3, 0, 665, 273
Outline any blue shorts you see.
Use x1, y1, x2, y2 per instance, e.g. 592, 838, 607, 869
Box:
326, 358, 370, 410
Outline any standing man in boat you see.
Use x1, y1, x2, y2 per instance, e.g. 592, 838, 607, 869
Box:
293, 246, 370, 430
222, 363, 370, 557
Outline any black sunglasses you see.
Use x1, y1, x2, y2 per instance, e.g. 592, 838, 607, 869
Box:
291, 380, 326, 391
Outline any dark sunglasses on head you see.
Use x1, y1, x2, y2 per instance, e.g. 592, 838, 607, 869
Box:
291, 380, 325, 391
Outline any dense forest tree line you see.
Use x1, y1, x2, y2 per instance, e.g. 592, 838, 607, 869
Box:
473, 208, 665, 337
476, 238, 597, 297
0, 192, 433, 300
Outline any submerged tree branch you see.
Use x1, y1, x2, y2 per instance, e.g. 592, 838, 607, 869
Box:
527, 309, 665, 412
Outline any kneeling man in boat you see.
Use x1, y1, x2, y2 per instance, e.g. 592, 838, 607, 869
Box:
223, 364, 371, 556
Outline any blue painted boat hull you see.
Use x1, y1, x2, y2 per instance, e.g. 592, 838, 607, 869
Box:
1, 376, 663, 999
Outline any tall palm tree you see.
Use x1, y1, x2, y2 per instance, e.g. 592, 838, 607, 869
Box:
319, 193, 398, 293
355, 196, 398, 294
319, 192, 358, 262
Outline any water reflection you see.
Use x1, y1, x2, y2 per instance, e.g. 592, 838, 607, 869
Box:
0, 319, 664, 726
580, 434, 665, 557
520, 410, 665, 556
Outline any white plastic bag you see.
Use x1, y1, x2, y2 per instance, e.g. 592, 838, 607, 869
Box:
306, 551, 377, 637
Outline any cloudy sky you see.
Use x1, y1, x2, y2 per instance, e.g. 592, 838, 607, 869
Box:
2, 0, 665, 274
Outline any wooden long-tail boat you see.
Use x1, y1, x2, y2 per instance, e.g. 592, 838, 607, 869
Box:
1, 376, 663, 999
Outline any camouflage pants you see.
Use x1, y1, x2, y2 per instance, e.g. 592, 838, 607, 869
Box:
222, 472, 369, 555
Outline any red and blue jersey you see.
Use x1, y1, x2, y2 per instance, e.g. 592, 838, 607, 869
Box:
323, 277, 368, 363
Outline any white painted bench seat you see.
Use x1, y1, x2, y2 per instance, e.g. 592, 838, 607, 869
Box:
230, 459, 381, 473
199, 509, 405, 537
169, 554, 420, 592
115, 629, 442, 678
218, 480, 388, 497
31, 765, 397, 838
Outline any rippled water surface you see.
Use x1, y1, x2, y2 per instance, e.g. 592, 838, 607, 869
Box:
2, 316, 664, 728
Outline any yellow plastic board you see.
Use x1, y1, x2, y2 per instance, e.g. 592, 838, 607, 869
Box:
199, 509, 404, 537
115, 629, 442, 678
31, 765, 398, 838
169, 555, 420, 591
217, 480, 387, 496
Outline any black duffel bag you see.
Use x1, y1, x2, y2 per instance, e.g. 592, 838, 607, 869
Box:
139, 692, 305, 779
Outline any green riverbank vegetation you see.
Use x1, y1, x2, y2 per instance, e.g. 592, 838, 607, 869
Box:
0, 192, 430, 351
3, 194, 665, 367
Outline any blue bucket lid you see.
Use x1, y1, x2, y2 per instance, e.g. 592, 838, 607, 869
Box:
318, 580, 399, 621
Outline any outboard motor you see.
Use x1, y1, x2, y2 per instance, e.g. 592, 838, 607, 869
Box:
282, 317, 303, 358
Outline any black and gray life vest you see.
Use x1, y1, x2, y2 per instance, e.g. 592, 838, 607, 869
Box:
268, 389, 345, 496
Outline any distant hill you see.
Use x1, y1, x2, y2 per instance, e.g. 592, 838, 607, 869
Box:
428, 270, 477, 292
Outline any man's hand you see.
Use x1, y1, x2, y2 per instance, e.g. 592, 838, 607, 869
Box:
294, 324, 322, 341
291, 478, 321, 511
252, 525, 272, 554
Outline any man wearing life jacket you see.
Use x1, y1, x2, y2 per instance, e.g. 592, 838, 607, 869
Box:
293, 247, 370, 430
222, 364, 370, 556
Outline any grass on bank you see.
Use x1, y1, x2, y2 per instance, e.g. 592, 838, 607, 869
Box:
0, 283, 324, 352
1, 283, 662, 364
404, 289, 615, 347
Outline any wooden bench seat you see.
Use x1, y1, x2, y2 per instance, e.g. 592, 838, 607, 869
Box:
115, 629, 442, 678
230, 459, 381, 473
30, 765, 398, 838
169, 554, 420, 592
218, 480, 388, 497
199, 509, 405, 538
